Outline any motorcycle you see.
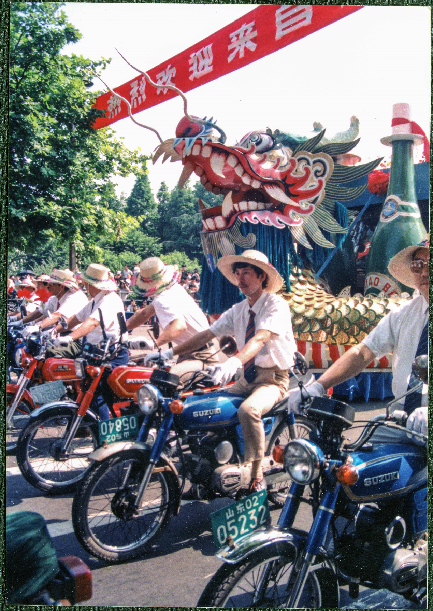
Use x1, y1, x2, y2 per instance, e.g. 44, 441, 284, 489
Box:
16, 332, 154, 494
6, 326, 82, 455
6, 510, 92, 605
197, 355, 428, 608
71, 350, 314, 563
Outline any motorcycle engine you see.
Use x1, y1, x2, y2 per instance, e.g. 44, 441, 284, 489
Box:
334, 505, 426, 594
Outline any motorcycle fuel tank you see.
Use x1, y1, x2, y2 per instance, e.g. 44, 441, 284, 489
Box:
107, 365, 153, 398
42, 358, 80, 382
342, 443, 426, 503
179, 392, 245, 429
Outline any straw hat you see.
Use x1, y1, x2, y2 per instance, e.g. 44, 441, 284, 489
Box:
136, 257, 179, 296
48, 269, 79, 290
17, 278, 35, 289
381, 103, 425, 147
81, 264, 117, 291
217, 250, 284, 294
388, 236, 429, 289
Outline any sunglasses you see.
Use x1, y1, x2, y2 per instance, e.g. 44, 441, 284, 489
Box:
410, 259, 429, 274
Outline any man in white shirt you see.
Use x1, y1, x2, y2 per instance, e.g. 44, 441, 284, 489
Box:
289, 237, 429, 441
127, 257, 218, 383
157, 250, 296, 493
55, 264, 128, 419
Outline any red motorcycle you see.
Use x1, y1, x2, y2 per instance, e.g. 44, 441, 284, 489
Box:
6, 328, 82, 455
16, 335, 154, 494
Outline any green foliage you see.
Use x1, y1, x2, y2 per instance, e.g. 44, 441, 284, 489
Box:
9, 2, 142, 255
160, 251, 200, 271
126, 160, 158, 236
8, 241, 69, 274
192, 182, 224, 208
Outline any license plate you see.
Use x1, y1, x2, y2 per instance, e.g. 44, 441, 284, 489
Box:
29, 381, 66, 404
99, 414, 140, 445
211, 489, 270, 550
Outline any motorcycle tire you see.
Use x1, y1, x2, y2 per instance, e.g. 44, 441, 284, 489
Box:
197, 546, 339, 608
6, 393, 32, 456
266, 415, 315, 507
16, 406, 98, 494
72, 448, 178, 563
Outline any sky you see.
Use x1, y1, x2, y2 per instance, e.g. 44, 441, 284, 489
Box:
61, 3, 431, 198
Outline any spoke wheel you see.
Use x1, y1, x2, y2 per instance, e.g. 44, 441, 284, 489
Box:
16, 408, 98, 493
198, 548, 322, 608
72, 449, 177, 563
266, 416, 314, 506
6, 393, 32, 455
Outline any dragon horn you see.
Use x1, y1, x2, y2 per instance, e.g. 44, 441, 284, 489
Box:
93, 72, 163, 143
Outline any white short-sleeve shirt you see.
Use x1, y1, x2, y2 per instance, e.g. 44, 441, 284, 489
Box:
75, 290, 125, 345
153, 283, 210, 346
56, 289, 88, 319
210, 291, 296, 370
362, 295, 428, 406
37, 295, 58, 317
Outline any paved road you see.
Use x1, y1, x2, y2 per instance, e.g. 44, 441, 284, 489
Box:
5, 326, 423, 608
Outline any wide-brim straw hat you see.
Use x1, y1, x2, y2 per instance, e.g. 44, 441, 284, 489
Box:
388, 236, 429, 289
17, 278, 35, 289
136, 257, 179, 295
381, 103, 424, 147
217, 249, 284, 294
48, 269, 79, 291
81, 264, 117, 291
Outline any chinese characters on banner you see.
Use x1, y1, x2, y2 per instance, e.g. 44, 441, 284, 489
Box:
92, 5, 362, 129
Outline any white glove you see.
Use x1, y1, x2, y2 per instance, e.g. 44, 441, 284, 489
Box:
127, 337, 151, 350
288, 380, 325, 413
53, 335, 74, 348
8, 315, 20, 322
208, 356, 242, 387
144, 347, 174, 366
23, 325, 40, 337
406, 406, 428, 441
8, 319, 22, 327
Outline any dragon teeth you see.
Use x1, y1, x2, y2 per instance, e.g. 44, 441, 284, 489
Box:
222, 191, 235, 218
263, 184, 296, 205
201, 145, 212, 158
227, 155, 238, 168
241, 174, 251, 185
178, 162, 194, 189
210, 153, 226, 178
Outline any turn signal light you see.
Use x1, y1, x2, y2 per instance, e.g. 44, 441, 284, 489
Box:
272, 444, 285, 464
336, 463, 359, 485
87, 366, 101, 379
170, 399, 184, 414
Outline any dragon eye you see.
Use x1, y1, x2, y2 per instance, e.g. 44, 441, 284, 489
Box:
238, 131, 275, 153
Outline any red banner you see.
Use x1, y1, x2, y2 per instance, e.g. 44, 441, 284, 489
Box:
92, 5, 363, 129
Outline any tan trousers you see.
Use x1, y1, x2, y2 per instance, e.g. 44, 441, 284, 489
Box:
171, 340, 219, 387
228, 366, 289, 474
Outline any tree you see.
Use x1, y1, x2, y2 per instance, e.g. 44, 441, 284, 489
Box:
9, 3, 142, 259
126, 159, 158, 236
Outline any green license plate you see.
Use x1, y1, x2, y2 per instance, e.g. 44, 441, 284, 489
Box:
211, 489, 270, 550
99, 414, 140, 444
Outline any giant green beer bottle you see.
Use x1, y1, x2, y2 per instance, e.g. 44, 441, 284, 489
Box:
365, 103, 427, 297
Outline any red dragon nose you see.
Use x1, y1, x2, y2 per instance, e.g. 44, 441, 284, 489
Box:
175, 116, 203, 138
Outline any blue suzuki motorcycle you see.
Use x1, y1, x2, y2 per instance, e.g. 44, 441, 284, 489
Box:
72, 352, 314, 563
197, 355, 428, 608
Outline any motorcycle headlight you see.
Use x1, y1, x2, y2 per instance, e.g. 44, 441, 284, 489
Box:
74, 358, 86, 378
283, 439, 324, 485
137, 384, 160, 415
14, 347, 25, 367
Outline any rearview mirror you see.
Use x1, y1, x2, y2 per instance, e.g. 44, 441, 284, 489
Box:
219, 336, 237, 357
412, 354, 428, 383
293, 351, 308, 376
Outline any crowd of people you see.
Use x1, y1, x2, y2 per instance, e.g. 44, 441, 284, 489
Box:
7, 239, 428, 491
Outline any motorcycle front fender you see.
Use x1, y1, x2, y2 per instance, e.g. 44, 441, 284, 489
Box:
6, 383, 35, 407
216, 527, 308, 565
28, 401, 99, 424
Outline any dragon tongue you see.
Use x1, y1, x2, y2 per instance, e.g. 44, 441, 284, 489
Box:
263, 183, 297, 206
178, 162, 194, 189
222, 190, 235, 218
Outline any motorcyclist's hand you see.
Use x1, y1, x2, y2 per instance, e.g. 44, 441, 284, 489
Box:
288, 380, 324, 413
23, 325, 40, 337
53, 335, 74, 348
208, 356, 242, 387
144, 347, 173, 366
406, 406, 428, 441
8, 315, 20, 323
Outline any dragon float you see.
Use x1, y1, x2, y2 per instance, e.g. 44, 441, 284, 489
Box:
152, 113, 406, 398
